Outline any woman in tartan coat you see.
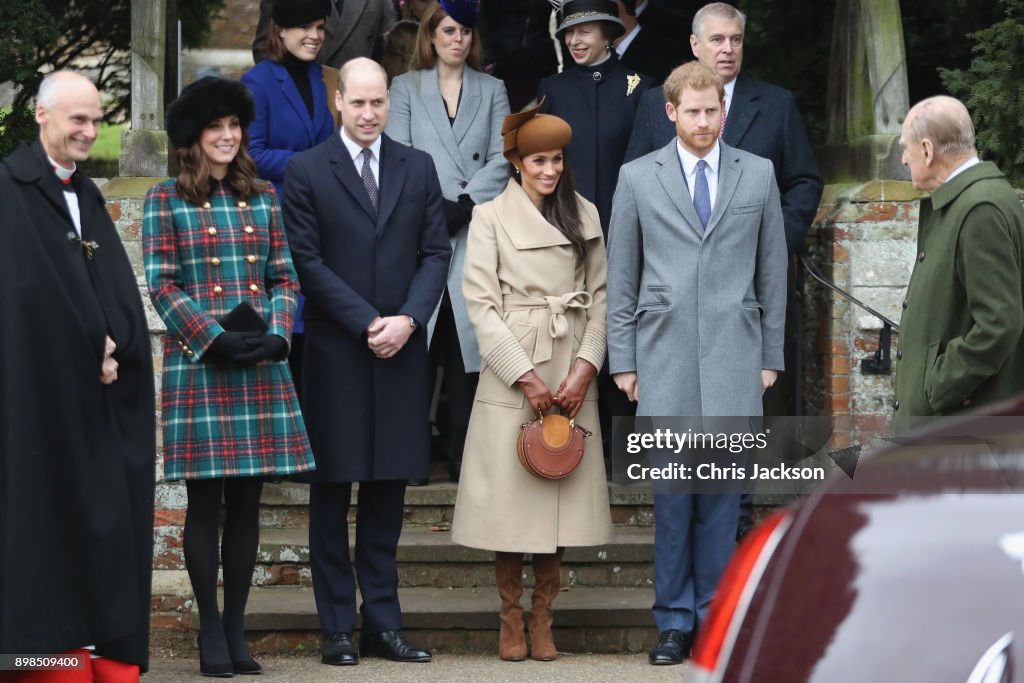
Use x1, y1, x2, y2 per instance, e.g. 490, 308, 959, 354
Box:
142, 77, 314, 677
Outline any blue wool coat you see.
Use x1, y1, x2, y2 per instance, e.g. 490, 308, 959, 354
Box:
242, 58, 335, 332
242, 59, 336, 197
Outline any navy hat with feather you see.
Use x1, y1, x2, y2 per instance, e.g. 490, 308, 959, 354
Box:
166, 77, 255, 149
439, 0, 478, 27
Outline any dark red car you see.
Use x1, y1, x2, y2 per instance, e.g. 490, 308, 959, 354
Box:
690, 404, 1024, 683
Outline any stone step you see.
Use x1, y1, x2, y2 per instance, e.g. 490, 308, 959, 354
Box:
254, 481, 656, 529
252, 526, 655, 589
197, 585, 659, 654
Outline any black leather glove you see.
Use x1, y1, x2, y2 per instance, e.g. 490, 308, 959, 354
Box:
443, 199, 469, 236
206, 331, 259, 363
234, 334, 288, 364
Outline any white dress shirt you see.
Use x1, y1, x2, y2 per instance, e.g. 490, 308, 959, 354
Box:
676, 139, 721, 211
945, 156, 981, 183
339, 128, 382, 186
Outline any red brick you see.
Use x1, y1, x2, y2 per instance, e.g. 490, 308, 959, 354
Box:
149, 613, 189, 631
827, 356, 851, 375
829, 430, 852, 450
856, 202, 898, 222
106, 203, 121, 221
832, 243, 849, 261
154, 509, 186, 526
827, 375, 849, 394
124, 220, 142, 239
828, 338, 850, 356
825, 393, 850, 413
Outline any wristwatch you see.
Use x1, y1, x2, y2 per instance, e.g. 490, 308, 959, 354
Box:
408, 315, 417, 330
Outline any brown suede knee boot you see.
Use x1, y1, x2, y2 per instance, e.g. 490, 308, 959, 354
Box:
495, 552, 527, 661
528, 547, 564, 661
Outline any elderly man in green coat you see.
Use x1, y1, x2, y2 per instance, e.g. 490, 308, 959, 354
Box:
894, 95, 1024, 423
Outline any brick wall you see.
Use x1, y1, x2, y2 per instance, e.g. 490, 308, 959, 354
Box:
805, 180, 925, 450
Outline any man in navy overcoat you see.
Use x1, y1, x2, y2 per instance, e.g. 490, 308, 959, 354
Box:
283, 57, 450, 665
624, 2, 822, 253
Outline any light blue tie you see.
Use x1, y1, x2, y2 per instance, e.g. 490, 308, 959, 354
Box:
693, 159, 711, 230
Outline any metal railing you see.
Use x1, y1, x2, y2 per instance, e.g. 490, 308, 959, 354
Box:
800, 254, 899, 375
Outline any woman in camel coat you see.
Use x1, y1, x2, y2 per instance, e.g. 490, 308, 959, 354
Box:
452, 103, 612, 662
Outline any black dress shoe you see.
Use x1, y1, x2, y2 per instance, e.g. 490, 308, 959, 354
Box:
359, 630, 432, 662
231, 656, 262, 675
649, 629, 690, 665
321, 632, 358, 666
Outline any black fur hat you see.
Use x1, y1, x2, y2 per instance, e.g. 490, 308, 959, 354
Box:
165, 77, 255, 149
272, 0, 332, 28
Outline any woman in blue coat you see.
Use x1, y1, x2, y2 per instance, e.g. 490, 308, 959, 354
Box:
242, 0, 336, 393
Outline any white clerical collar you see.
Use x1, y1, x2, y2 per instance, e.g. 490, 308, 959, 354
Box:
339, 128, 382, 163
47, 154, 76, 184
945, 156, 980, 183
676, 139, 721, 178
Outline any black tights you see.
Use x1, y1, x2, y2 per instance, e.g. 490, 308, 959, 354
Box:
184, 477, 264, 664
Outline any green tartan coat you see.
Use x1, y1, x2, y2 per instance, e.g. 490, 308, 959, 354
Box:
894, 161, 1024, 420
143, 179, 314, 480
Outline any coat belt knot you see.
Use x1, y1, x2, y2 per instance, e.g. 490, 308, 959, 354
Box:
503, 291, 592, 363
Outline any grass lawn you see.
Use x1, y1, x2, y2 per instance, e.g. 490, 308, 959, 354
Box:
91, 122, 124, 160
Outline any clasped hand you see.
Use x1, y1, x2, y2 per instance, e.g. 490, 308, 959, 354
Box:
100, 335, 118, 384
517, 359, 597, 420
367, 316, 413, 359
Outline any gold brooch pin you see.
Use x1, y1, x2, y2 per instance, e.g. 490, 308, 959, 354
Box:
626, 73, 641, 97
82, 240, 100, 260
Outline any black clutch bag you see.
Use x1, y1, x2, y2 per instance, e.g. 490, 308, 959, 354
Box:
218, 301, 269, 334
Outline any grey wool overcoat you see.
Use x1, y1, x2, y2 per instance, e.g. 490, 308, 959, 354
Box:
386, 65, 511, 372
607, 140, 788, 417
451, 179, 613, 553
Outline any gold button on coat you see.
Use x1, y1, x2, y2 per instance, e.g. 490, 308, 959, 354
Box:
211, 257, 221, 266
238, 202, 247, 208
208, 227, 217, 236
202, 202, 211, 209
249, 284, 259, 292
247, 255, 257, 264
213, 286, 223, 294
244, 226, 254, 234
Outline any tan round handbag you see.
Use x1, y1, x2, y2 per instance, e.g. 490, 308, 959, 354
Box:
517, 413, 593, 480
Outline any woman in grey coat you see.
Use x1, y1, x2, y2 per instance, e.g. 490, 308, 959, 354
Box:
386, 0, 510, 481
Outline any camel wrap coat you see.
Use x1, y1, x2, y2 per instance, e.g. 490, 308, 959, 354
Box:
451, 179, 613, 553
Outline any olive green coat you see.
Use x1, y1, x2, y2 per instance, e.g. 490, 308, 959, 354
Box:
894, 161, 1024, 419
451, 179, 613, 553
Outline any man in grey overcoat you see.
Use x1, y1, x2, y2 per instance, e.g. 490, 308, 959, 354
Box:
606, 61, 787, 665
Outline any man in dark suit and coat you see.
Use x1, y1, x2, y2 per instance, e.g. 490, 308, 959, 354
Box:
282, 57, 451, 666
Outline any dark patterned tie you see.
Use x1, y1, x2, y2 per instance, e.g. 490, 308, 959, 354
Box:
361, 148, 379, 213
693, 159, 712, 230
